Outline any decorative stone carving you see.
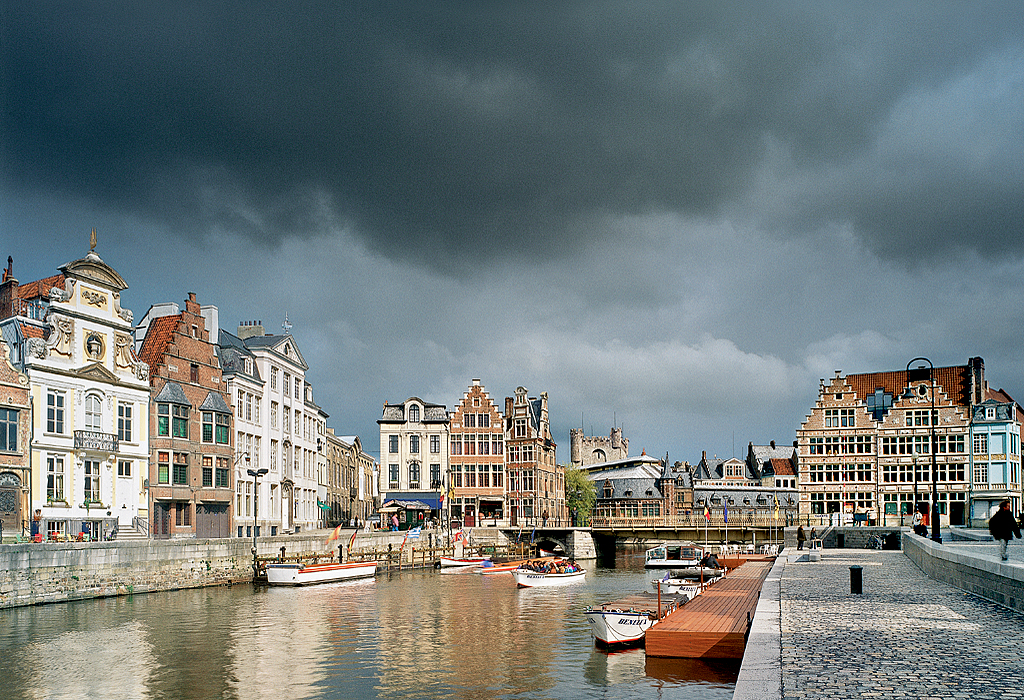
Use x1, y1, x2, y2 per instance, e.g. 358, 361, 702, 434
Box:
49, 283, 71, 303
48, 315, 74, 357
27, 338, 48, 359
135, 361, 149, 381
82, 288, 107, 308
114, 332, 134, 370
112, 291, 133, 323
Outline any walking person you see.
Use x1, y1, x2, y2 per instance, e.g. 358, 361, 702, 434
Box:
797, 525, 806, 550
989, 500, 1022, 561
912, 508, 925, 536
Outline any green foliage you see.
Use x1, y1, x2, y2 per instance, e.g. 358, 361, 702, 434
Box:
564, 466, 596, 526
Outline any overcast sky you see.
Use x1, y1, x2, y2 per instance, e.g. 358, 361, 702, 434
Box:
3, 3, 1023, 463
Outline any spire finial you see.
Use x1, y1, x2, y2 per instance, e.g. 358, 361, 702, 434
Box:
90, 228, 97, 251
282, 313, 292, 335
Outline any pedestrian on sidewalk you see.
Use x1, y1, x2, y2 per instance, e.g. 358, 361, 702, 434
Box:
989, 499, 1022, 561
797, 525, 806, 550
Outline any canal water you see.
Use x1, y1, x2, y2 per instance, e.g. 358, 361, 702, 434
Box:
0, 550, 739, 700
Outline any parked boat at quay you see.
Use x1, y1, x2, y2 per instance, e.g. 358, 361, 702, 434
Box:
584, 591, 684, 647
644, 542, 704, 569
651, 572, 722, 601
265, 560, 377, 586
438, 555, 491, 568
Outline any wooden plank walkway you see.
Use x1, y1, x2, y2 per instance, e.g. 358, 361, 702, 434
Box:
644, 560, 773, 659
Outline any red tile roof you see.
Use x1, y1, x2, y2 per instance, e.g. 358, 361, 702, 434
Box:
770, 457, 795, 476
138, 315, 180, 370
16, 274, 64, 300
845, 365, 973, 407
19, 322, 46, 339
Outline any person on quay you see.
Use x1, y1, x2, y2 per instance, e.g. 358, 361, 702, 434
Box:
989, 499, 1022, 561
797, 525, 806, 550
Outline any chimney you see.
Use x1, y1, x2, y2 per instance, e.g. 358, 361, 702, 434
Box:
237, 320, 265, 340
770, 440, 775, 448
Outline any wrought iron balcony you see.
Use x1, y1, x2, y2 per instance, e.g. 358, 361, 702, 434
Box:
74, 430, 119, 452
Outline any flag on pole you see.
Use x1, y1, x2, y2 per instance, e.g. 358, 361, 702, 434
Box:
773, 495, 780, 521
348, 528, 359, 550
704, 504, 711, 521
723, 500, 729, 523
325, 523, 344, 545
407, 526, 421, 541
530, 526, 536, 543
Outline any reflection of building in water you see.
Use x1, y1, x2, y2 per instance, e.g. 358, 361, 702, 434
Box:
370, 573, 570, 698
583, 646, 647, 685
29, 621, 154, 698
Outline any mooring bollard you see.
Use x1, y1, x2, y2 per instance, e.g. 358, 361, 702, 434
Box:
850, 565, 863, 594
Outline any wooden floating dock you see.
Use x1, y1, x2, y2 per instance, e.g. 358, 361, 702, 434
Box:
644, 560, 773, 659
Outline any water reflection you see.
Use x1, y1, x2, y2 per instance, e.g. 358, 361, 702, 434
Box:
0, 553, 737, 700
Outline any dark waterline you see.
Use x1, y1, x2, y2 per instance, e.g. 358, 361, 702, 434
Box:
0, 550, 739, 700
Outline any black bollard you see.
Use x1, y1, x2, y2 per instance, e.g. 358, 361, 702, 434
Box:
850, 565, 863, 594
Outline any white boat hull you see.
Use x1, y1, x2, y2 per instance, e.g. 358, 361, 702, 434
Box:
439, 556, 490, 568
652, 575, 721, 599
511, 569, 586, 588
585, 610, 655, 646
266, 560, 377, 586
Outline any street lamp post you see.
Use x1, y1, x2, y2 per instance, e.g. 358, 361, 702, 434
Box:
248, 466, 269, 581
907, 357, 941, 544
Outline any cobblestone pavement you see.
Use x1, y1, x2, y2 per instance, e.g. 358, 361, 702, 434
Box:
781, 549, 1024, 699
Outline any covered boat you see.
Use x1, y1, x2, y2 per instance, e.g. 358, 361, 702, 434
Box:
644, 543, 704, 569
266, 560, 377, 586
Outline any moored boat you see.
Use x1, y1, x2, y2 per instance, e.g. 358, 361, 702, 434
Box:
439, 555, 491, 568
644, 543, 704, 569
584, 591, 684, 647
651, 572, 723, 600
266, 560, 377, 586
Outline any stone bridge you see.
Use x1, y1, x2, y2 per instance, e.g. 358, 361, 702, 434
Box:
497, 526, 598, 559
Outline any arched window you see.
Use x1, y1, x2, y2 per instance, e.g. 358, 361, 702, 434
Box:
409, 405, 420, 422
85, 394, 102, 430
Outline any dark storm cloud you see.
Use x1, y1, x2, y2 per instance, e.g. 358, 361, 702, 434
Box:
3, 2, 1022, 270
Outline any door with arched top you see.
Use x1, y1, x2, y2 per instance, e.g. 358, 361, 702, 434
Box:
0, 472, 22, 536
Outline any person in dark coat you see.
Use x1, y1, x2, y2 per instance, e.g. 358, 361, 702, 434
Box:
797, 526, 806, 550
989, 499, 1022, 561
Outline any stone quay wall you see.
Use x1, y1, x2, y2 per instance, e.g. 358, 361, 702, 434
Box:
0, 531, 412, 610
903, 532, 1024, 613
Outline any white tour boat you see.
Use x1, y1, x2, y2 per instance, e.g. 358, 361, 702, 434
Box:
651, 572, 723, 600
266, 560, 377, 586
585, 591, 683, 647
643, 542, 705, 570
511, 563, 586, 588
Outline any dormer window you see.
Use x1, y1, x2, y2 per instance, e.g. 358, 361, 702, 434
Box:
986, 406, 996, 420
409, 405, 420, 422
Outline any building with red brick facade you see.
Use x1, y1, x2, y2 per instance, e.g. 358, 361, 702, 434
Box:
138, 293, 234, 537
504, 386, 564, 526
448, 379, 504, 526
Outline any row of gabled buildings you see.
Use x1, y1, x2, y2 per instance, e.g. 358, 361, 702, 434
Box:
0, 236, 376, 541
377, 380, 564, 529
578, 357, 1021, 530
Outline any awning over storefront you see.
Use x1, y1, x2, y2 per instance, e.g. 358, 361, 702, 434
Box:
383, 492, 441, 510
380, 499, 432, 512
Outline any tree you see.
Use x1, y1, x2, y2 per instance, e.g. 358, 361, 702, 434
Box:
564, 465, 596, 526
